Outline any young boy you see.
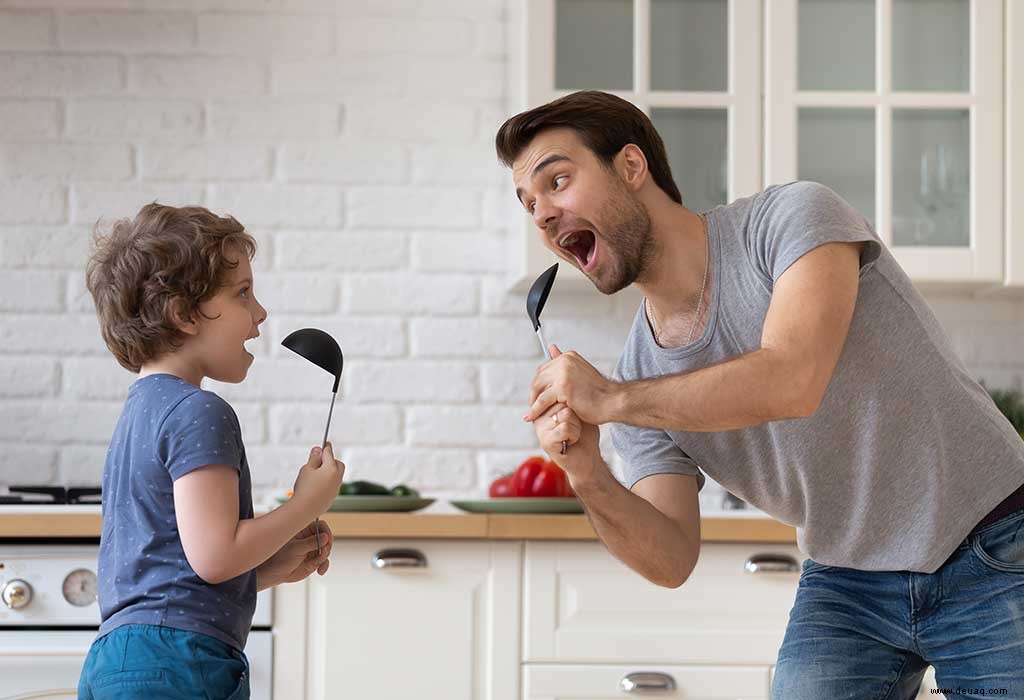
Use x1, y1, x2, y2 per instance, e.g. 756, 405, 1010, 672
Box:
77, 203, 344, 700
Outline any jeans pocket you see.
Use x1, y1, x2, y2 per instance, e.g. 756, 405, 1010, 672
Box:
91, 669, 165, 690
971, 511, 1024, 573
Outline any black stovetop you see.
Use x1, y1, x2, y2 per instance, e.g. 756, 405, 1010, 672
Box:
0, 486, 102, 505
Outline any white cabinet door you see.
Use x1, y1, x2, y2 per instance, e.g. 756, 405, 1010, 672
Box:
766, 0, 1004, 286
508, 0, 762, 291
523, 663, 770, 699
524, 542, 801, 665
1007, 0, 1024, 289
304, 539, 521, 700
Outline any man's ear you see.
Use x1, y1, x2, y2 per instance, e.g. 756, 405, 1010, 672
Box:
168, 297, 199, 336
614, 144, 649, 193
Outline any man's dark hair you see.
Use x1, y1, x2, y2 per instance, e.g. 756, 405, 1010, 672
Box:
495, 90, 682, 205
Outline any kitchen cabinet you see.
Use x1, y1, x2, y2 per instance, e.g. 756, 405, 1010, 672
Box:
276, 536, 947, 699
523, 664, 770, 699
508, 0, 1018, 291
523, 541, 799, 665
301, 539, 520, 700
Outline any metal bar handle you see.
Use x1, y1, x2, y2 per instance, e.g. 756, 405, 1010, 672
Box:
619, 672, 677, 693
372, 548, 428, 569
744, 552, 800, 574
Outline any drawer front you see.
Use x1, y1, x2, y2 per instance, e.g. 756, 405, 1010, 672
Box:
523, 663, 769, 699
524, 541, 802, 664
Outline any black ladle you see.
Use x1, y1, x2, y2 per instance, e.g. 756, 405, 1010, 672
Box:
526, 263, 567, 455
282, 328, 344, 557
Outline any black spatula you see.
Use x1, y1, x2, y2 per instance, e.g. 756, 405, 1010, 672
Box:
282, 328, 345, 556
526, 263, 567, 455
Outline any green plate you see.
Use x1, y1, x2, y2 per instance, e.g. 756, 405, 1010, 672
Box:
276, 495, 434, 513
449, 497, 583, 514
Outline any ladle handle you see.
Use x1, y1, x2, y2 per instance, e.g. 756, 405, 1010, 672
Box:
536, 327, 568, 456
313, 391, 339, 558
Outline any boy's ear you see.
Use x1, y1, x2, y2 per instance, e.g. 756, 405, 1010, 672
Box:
168, 297, 199, 336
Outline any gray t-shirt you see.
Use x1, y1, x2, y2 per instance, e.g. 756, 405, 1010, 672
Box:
97, 373, 256, 650
611, 181, 1024, 573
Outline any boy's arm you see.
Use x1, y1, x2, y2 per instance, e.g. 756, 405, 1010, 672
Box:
174, 443, 341, 585
174, 464, 318, 584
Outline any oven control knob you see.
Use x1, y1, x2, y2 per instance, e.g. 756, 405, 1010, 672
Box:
1, 579, 33, 610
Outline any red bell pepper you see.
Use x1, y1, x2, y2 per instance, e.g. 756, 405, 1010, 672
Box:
512, 456, 570, 497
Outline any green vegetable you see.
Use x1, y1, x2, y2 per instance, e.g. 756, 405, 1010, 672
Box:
390, 484, 420, 497
339, 480, 392, 496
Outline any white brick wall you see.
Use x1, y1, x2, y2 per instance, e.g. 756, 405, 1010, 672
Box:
0, 0, 1021, 509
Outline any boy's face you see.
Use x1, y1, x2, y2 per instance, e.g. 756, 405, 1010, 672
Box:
511, 128, 654, 295
191, 248, 266, 384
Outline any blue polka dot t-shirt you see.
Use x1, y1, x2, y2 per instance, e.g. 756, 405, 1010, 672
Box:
97, 373, 256, 651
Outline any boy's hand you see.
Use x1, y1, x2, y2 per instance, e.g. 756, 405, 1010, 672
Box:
257, 520, 333, 588
292, 443, 345, 517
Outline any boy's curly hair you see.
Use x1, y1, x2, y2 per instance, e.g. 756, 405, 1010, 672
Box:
86, 203, 257, 373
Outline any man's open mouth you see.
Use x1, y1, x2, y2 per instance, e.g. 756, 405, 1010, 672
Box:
558, 230, 597, 269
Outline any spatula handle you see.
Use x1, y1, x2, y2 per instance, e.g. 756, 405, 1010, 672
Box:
536, 327, 567, 455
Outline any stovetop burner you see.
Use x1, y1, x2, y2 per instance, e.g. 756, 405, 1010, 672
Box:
0, 486, 102, 505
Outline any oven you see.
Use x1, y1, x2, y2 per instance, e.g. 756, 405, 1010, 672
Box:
0, 544, 273, 700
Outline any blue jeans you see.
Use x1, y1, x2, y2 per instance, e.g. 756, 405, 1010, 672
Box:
772, 508, 1024, 699
78, 624, 249, 700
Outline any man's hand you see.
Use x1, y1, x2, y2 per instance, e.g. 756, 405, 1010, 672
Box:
534, 400, 602, 489
525, 345, 617, 426
256, 520, 334, 590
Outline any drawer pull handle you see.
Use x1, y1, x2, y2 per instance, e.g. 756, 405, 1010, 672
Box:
619, 671, 676, 693
744, 553, 799, 574
372, 548, 427, 569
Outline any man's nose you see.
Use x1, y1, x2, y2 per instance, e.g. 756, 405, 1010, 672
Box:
532, 198, 560, 232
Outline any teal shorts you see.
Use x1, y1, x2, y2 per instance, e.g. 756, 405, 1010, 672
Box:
78, 624, 249, 700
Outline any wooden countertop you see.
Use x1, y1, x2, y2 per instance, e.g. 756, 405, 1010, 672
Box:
0, 508, 797, 542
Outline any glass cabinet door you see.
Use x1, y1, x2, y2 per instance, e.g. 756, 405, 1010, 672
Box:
514, 0, 762, 289
766, 0, 1003, 285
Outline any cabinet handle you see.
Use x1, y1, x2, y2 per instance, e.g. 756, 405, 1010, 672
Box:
372, 548, 427, 569
619, 671, 676, 693
744, 553, 799, 574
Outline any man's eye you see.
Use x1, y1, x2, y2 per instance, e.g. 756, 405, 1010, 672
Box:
553, 175, 567, 189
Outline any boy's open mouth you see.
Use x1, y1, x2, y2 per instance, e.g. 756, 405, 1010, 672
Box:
558, 230, 597, 270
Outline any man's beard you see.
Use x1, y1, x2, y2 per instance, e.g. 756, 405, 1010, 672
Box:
590, 185, 655, 295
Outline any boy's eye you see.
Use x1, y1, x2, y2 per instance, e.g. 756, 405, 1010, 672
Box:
240, 287, 250, 298
553, 175, 567, 189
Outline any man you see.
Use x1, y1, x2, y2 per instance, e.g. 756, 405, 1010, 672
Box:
496, 90, 1024, 698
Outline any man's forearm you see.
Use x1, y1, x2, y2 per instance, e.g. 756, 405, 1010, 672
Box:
572, 466, 699, 588
607, 348, 815, 432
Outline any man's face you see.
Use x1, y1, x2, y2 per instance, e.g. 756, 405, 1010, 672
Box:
512, 128, 654, 294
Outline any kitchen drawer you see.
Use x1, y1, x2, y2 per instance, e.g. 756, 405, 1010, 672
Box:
523, 663, 769, 699
305, 539, 521, 700
524, 541, 801, 665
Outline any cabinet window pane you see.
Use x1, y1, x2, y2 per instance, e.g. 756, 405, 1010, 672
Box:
556, 0, 634, 90
798, 0, 875, 91
651, 108, 728, 212
892, 109, 969, 247
650, 0, 727, 92
798, 108, 875, 225
892, 0, 968, 91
